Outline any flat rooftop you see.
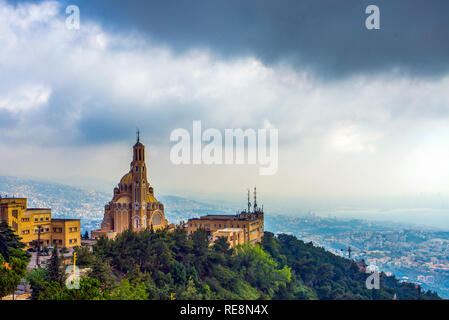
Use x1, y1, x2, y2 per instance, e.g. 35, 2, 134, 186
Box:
188, 215, 237, 221
200, 214, 236, 219
214, 228, 244, 233
0, 196, 26, 199
189, 213, 261, 221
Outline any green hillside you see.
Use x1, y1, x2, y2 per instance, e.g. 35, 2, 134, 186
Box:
19, 227, 441, 300
262, 232, 440, 300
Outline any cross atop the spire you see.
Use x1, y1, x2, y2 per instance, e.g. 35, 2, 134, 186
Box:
136, 127, 140, 142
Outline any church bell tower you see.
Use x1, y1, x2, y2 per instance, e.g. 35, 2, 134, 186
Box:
131, 130, 149, 230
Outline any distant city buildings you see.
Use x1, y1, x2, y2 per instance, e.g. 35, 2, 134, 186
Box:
266, 214, 449, 297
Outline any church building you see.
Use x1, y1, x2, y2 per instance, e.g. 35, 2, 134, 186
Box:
91, 134, 168, 239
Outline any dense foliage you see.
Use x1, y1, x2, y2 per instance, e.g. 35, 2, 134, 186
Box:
87, 228, 301, 300
262, 232, 441, 300
0, 222, 30, 298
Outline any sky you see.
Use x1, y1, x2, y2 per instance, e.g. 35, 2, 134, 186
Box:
1, 0, 449, 224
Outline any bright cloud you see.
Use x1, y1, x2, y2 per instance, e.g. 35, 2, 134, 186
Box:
330, 125, 382, 153
0, 84, 51, 112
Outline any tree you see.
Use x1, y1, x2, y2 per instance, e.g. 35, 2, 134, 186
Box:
37, 277, 105, 300
89, 256, 115, 290
25, 267, 47, 300
178, 277, 203, 300
170, 261, 187, 285
92, 235, 111, 259
191, 228, 211, 276
82, 231, 89, 240
191, 228, 209, 254
213, 236, 232, 255
0, 223, 30, 298
0, 254, 23, 298
46, 246, 65, 284
108, 279, 148, 300
73, 246, 95, 267
0, 222, 26, 261
235, 244, 291, 298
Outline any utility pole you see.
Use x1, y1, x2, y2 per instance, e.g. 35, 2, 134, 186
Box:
247, 189, 251, 213
36, 227, 42, 268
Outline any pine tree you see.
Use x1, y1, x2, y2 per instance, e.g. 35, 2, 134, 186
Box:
0, 223, 30, 298
89, 257, 114, 290
213, 236, 232, 255
46, 246, 65, 285
0, 222, 26, 261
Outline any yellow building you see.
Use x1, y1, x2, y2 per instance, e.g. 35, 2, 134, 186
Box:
0, 196, 81, 249
187, 188, 264, 246
51, 219, 81, 247
211, 228, 245, 248
92, 134, 168, 239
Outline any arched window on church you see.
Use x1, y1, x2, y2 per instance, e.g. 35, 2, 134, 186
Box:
153, 214, 162, 226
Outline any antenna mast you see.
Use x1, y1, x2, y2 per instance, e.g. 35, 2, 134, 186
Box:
253, 187, 257, 212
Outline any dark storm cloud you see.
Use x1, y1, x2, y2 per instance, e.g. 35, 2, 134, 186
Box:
2, 0, 449, 149
59, 0, 449, 78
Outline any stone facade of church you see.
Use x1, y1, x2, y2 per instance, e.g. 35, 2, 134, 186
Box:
91, 136, 168, 239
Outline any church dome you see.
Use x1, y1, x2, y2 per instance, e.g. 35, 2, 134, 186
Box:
120, 172, 133, 184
